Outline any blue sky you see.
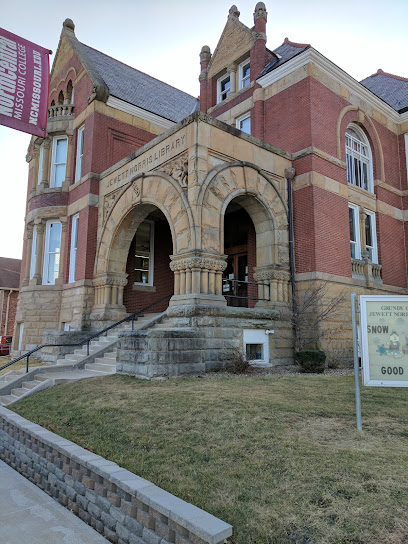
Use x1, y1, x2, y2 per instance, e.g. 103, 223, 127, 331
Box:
0, 0, 407, 258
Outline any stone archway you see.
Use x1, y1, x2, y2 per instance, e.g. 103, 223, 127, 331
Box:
92, 172, 194, 319
197, 162, 291, 304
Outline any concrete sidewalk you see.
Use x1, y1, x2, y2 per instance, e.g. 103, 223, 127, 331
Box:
0, 459, 108, 543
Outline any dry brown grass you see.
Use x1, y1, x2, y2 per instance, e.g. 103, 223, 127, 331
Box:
11, 374, 408, 544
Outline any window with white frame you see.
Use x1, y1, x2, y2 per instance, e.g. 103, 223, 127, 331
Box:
349, 204, 360, 259
364, 210, 378, 264
134, 220, 154, 285
236, 113, 251, 135
239, 60, 250, 90
74, 126, 84, 182
217, 74, 230, 103
345, 125, 373, 192
68, 214, 79, 283
43, 220, 62, 285
349, 204, 378, 263
37, 145, 44, 184
29, 226, 37, 280
50, 136, 68, 188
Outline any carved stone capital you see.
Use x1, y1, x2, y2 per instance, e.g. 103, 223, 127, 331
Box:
170, 256, 227, 273
26, 225, 34, 239
199, 70, 208, 83
43, 139, 51, 150
25, 153, 33, 163
253, 267, 290, 282
93, 273, 128, 288
227, 63, 237, 74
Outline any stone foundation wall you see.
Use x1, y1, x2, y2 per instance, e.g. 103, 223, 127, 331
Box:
117, 304, 291, 378
14, 286, 63, 351
0, 407, 232, 544
60, 281, 95, 331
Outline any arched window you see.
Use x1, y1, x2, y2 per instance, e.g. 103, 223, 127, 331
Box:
345, 125, 373, 192
57, 90, 64, 105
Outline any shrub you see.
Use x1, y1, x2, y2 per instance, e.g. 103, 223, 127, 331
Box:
226, 349, 252, 374
294, 349, 326, 373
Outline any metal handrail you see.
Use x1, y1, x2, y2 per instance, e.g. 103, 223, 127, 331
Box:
0, 294, 173, 375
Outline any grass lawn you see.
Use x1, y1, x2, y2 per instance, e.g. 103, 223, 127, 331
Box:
0, 357, 44, 377
10, 374, 408, 544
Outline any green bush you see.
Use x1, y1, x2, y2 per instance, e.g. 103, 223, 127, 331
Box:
294, 349, 326, 373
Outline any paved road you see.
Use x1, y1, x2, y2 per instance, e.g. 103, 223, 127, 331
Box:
0, 460, 108, 543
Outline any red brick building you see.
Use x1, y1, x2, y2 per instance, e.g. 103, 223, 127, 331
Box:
14, 4, 408, 371
0, 257, 21, 348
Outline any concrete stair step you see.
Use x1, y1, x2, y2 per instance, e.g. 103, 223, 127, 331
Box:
94, 356, 116, 365
85, 362, 116, 373
102, 351, 117, 360
34, 374, 50, 382
11, 387, 30, 397
22, 380, 43, 390
0, 394, 18, 405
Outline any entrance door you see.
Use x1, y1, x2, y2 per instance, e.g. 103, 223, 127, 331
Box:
223, 249, 248, 307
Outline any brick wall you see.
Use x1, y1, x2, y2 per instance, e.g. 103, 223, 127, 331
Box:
0, 407, 232, 544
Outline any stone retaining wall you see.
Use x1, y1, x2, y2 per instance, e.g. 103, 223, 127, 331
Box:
0, 407, 232, 544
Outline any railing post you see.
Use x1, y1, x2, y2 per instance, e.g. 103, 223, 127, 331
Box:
26, 354, 30, 373
87, 340, 89, 356
132, 317, 135, 331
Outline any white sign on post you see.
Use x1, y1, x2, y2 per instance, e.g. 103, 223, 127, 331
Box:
360, 295, 408, 387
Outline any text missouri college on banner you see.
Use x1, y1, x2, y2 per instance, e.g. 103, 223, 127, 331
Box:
0, 28, 49, 138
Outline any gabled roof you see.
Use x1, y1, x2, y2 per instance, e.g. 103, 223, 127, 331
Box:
360, 70, 408, 113
0, 257, 21, 289
259, 38, 310, 77
81, 44, 199, 123
52, 19, 199, 124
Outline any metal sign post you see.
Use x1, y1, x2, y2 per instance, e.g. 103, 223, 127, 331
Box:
351, 293, 362, 431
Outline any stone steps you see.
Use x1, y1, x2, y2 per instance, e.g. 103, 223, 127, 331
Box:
0, 313, 164, 406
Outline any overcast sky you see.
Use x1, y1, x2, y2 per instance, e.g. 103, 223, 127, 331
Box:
1, 0, 407, 259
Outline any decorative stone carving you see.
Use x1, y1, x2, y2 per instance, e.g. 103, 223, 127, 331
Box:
170, 257, 227, 273
229, 5, 240, 18
132, 180, 140, 198
162, 154, 188, 188
25, 153, 33, 163
253, 269, 290, 282
104, 191, 119, 221
254, 2, 267, 21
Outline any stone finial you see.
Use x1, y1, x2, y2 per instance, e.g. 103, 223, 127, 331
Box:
254, 2, 267, 22
200, 45, 212, 63
229, 5, 240, 18
63, 19, 75, 32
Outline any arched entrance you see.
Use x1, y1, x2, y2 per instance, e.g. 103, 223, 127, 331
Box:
123, 208, 173, 314
223, 200, 256, 307
93, 172, 194, 321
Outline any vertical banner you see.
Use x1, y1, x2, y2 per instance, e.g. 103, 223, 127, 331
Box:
0, 28, 50, 138
360, 295, 408, 387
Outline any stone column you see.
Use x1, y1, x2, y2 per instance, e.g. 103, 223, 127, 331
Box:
91, 273, 128, 322
56, 220, 67, 285
359, 208, 367, 256
32, 220, 45, 285
40, 139, 51, 189
64, 135, 73, 186
22, 225, 34, 287
170, 253, 227, 306
253, 266, 291, 307
228, 63, 237, 97
199, 45, 211, 113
